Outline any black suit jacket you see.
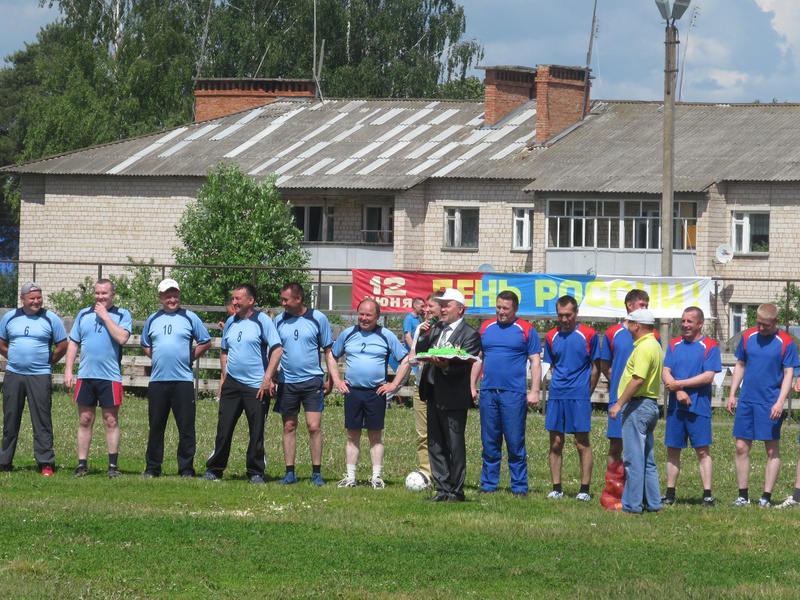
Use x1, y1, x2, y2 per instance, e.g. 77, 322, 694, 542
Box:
416, 320, 481, 411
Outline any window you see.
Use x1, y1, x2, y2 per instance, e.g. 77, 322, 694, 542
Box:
674, 201, 697, 250
362, 205, 393, 243
445, 207, 479, 249
291, 205, 334, 242
513, 208, 534, 250
730, 303, 759, 335
546, 199, 691, 250
732, 212, 769, 253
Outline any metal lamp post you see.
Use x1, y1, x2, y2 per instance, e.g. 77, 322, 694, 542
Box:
655, 0, 691, 277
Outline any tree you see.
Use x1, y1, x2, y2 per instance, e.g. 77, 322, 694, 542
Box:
171, 164, 310, 309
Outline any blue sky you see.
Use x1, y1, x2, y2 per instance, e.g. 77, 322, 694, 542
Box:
1, 0, 799, 103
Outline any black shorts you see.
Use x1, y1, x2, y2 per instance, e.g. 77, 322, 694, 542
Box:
344, 387, 386, 431
275, 376, 325, 415
74, 379, 123, 408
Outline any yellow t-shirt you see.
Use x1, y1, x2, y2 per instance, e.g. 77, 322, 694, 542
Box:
617, 332, 663, 400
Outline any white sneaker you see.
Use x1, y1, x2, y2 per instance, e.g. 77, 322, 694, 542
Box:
546, 490, 564, 500
575, 492, 591, 502
337, 476, 356, 488
369, 475, 386, 489
758, 497, 772, 508
730, 496, 751, 507
776, 496, 799, 509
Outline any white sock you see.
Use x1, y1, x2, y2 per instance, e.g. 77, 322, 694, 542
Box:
372, 465, 382, 479
346, 464, 357, 480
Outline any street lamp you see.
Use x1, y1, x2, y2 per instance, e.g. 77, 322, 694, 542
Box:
656, 0, 691, 277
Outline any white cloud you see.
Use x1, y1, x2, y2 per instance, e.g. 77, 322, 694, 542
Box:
755, 0, 800, 62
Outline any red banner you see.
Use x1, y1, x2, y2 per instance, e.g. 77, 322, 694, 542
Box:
352, 270, 481, 311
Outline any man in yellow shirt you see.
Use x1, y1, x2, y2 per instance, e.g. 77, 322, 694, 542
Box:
609, 309, 663, 514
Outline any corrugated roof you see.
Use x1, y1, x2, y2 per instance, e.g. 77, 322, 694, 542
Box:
4, 98, 538, 190
8, 99, 800, 194
520, 101, 800, 194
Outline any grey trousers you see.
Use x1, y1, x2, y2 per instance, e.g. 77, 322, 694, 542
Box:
1, 371, 55, 468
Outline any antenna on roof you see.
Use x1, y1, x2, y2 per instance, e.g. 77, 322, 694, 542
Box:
582, 0, 599, 120
312, 0, 326, 102
678, 3, 700, 101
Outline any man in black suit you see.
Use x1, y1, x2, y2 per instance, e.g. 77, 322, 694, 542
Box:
416, 288, 481, 502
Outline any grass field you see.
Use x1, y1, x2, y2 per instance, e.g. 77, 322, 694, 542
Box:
2, 392, 800, 599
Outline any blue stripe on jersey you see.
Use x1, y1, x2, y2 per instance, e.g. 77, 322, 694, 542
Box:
69, 306, 133, 382
142, 308, 211, 382
0, 308, 67, 375
221, 310, 282, 388
275, 308, 334, 383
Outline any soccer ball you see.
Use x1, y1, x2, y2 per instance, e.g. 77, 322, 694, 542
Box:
405, 470, 432, 492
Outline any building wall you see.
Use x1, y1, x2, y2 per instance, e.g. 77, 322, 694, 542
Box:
394, 179, 540, 273
19, 175, 203, 299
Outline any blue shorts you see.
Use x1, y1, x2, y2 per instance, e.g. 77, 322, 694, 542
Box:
665, 410, 712, 449
545, 398, 591, 434
74, 379, 123, 408
607, 402, 622, 439
274, 376, 325, 415
344, 387, 386, 430
732, 402, 783, 441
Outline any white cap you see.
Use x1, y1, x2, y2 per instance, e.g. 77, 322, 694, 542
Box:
434, 288, 466, 306
625, 308, 656, 325
157, 278, 181, 293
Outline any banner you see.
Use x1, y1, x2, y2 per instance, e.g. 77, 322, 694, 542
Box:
351, 270, 713, 319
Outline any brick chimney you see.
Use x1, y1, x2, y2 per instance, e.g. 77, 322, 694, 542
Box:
480, 65, 590, 142
193, 78, 317, 121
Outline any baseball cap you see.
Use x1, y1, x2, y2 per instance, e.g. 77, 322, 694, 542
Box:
157, 278, 181, 293
625, 308, 656, 325
20, 282, 42, 295
434, 288, 466, 306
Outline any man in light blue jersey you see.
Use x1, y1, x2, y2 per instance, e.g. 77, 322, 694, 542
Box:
140, 279, 211, 478
64, 279, 132, 478
272, 282, 339, 486
204, 284, 283, 484
331, 298, 410, 489
0, 282, 67, 475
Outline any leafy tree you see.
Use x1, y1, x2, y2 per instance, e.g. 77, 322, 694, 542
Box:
0, 265, 18, 308
171, 164, 310, 309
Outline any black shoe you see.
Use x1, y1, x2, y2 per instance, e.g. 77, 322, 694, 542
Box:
662, 496, 676, 506
477, 488, 496, 495
512, 491, 529, 498
141, 471, 158, 479
0, 464, 12, 472
422, 493, 449, 503
447, 494, 465, 503
73, 465, 88, 478
702, 496, 716, 507
180, 471, 195, 479
107, 466, 121, 479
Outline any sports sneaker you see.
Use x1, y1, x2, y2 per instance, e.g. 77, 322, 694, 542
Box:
278, 472, 298, 484
546, 490, 564, 500
202, 471, 221, 481
250, 475, 265, 485
512, 491, 528, 498
730, 496, 751, 507
702, 496, 716, 508
311, 472, 326, 487
758, 497, 771, 508
141, 471, 158, 479
41, 466, 54, 477
107, 466, 121, 479
575, 492, 591, 502
337, 476, 356, 488
662, 496, 676, 506
776, 496, 800, 509
72, 465, 88, 478
369, 475, 386, 489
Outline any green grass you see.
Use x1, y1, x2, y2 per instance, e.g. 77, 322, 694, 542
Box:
2, 394, 800, 598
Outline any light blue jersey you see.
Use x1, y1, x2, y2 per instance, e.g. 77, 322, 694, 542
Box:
0, 308, 67, 375
141, 308, 211, 382
331, 325, 408, 389
221, 311, 282, 389
274, 308, 334, 383
69, 306, 133, 382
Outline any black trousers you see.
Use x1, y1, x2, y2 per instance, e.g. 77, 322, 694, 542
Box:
145, 380, 196, 476
0, 372, 54, 468
427, 402, 468, 500
206, 377, 268, 479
